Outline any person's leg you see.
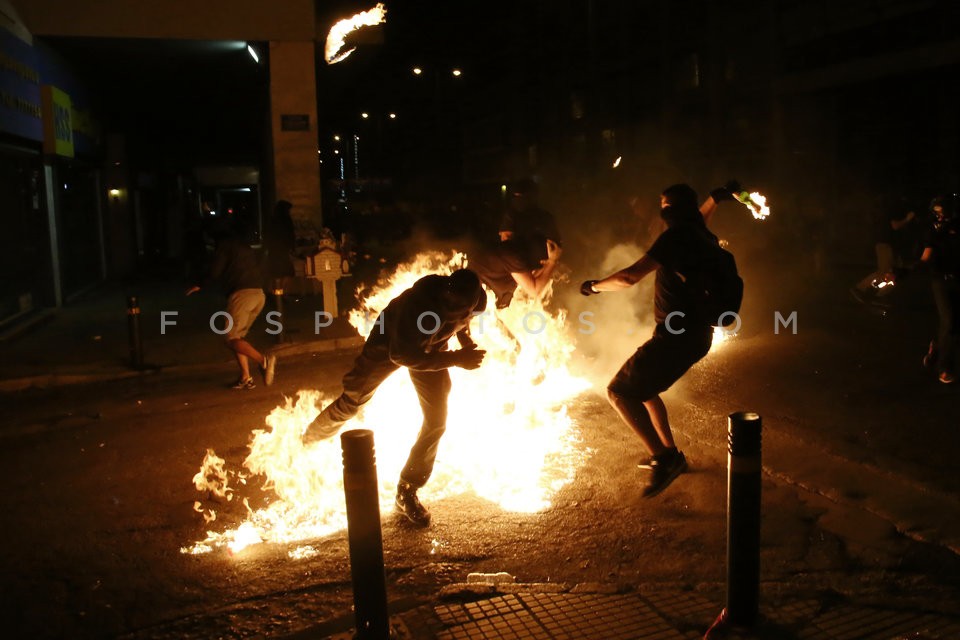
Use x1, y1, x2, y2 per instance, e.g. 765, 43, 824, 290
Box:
225, 289, 267, 382
607, 387, 667, 457
401, 369, 452, 487
932, 278, 952, 377
228, 338, 262, 378
643, 395, 675, 449
304, 351, 398, 441
394, 368, 451, 526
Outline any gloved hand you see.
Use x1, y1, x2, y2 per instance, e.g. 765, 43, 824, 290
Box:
710, 179, 742, 203
580, 280, 600, 296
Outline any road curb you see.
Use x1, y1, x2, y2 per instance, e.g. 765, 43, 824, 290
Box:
0, 336, 365, 393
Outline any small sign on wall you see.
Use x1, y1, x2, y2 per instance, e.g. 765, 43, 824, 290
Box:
281, 114, 310, 131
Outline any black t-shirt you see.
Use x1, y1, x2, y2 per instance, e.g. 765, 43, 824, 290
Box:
365, 274, 487, 369
646, 223, 718, 325
203, 235, 263, 295
923, 222, 960, 277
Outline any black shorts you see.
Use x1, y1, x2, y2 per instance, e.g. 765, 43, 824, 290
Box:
608, 323, 713, 401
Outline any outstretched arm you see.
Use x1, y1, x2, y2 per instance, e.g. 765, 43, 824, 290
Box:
588, 253, 660, 293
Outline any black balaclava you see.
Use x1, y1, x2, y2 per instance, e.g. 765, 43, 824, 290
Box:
660, 183, 703, 228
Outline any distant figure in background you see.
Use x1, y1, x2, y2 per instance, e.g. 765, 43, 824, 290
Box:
915, 194, 960, 384
302, 269, 486, 526
187, 219, 277, 390
471, 179, 563, 308
264, 199, 297, 292
850, 195, 916, 305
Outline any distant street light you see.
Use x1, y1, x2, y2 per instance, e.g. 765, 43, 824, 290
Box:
452, 68, 462, 77
412, 67, 423, 75
388, 113, 397, 119
361, 112, 370, 119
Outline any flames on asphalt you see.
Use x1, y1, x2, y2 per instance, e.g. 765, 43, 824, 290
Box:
182, 252, 591, 556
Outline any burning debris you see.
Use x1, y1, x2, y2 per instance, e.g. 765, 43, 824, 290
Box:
324, 3, 387, 65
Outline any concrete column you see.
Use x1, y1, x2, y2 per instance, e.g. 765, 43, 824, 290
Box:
269, 41, 322, 229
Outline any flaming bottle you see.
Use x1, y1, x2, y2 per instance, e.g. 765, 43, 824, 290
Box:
735, 191, 770, 220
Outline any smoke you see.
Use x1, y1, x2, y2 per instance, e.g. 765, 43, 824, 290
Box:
553, 243, 655, 390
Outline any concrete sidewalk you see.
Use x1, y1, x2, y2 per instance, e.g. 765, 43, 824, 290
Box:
0, 278, 364, 392
295, 580, 960, 640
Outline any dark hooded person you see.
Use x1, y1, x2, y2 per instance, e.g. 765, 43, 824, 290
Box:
579, 181, 740, 497
302, 269, 487, 526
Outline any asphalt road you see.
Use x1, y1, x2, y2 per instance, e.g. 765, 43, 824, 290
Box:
1, 267, 959, 640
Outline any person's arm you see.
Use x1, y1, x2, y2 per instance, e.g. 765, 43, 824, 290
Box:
187, 240, 228, 294
582, 253, 660, 294
510, 238, 562, 299
704, 180, 742, 226
891, 245, 933, 284
890, 210, 916, 230
700, 197, 719, 225
387, 304, 484, 371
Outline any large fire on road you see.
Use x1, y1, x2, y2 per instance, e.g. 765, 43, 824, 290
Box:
183, 252, 591, 556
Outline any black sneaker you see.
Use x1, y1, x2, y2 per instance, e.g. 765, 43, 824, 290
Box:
395, 481, 431, 527
642, 450, 688, 498
637, 447, 678, 470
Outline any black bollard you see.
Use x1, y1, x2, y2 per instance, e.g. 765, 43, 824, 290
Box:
341, 430, 391, 640
126, 295, 143, 370
725, 411, 762, 626
272, 279, 285, 344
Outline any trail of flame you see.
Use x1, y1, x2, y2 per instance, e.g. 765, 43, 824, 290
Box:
324, 3, 387, 65
183, 252, 591, 555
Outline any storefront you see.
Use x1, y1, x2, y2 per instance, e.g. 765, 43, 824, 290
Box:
0, 15, 104, 326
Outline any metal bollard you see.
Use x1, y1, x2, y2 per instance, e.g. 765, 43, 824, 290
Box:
705, 412, 763, 638
726, 411, 763, 625
272, 279, 285, 344
341, 430, 391, 639
126, 295, 143, 370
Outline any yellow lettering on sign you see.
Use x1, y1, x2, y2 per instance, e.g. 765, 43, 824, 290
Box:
41, 85, 74, 158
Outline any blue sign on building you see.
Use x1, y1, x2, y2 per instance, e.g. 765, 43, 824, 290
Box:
0, 26, 43, 142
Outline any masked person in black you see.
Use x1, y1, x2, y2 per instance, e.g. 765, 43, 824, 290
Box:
302, 269, 487, 526
580, 182, 739, 497
917, 194, 960, 383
